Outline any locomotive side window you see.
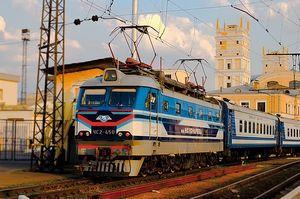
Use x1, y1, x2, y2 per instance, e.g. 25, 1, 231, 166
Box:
208, 111, 212, 120
188, 106, 193, 117
163, 101, 169, 111
175, 103, 181, 114
198, 109, 203, 119
81, 88, 106, 106
145, 92, 157, 110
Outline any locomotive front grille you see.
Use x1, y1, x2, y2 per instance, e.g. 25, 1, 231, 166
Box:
83, 160, 128, 176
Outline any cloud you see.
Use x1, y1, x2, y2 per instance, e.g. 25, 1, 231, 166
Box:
3, 31, 19, 41
0, 16, 6, 32
67, 39, 82, 49
267, 2, 289, 18
12, 0, 39, 11
0, 16, 19, 41
278, 2, 288, 14
138, 14, 215, 60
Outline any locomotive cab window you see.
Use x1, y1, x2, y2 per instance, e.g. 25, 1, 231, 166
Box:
81, 88, 106, 106
109, 88, 136, 107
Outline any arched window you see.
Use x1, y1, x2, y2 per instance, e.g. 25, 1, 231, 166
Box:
267, 81, 278, 87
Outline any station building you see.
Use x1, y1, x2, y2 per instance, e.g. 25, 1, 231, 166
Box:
209, 47, 300, 120
0, 73, 33, 120
215, 18, 251, 89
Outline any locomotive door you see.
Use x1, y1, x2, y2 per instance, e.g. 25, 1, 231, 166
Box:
148, 89, 159, 139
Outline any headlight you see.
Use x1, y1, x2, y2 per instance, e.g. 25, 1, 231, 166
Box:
104, 70, 117, 81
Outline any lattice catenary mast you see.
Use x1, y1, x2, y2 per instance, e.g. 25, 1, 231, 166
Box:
31, 0, 65, 171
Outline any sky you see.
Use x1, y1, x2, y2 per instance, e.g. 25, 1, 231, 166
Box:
1, 0, 300, 93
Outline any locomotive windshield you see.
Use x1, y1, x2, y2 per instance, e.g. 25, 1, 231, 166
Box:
81, 88, 106, 106
109, 88, 136, 107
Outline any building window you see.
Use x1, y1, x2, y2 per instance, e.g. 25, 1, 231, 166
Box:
236, 40, 239, 44
220, 41, 223, 45
227, 83, 231, 88
220, 54, 222, 56
227, 63, 231, 69
244, 121, 247, 133
175, 103, 181, 114
237, 53, 239, 55
0, 89, 3, 101
241, 101, 250, 108
227, 76, 230, 80
257, 102, 266, 112
289, 80, 300, 89
165, 74, 171, 78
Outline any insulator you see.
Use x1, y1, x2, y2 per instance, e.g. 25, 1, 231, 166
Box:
92, 15, 99, 22
74, 19, 81, 25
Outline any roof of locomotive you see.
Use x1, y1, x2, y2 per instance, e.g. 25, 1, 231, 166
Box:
81, 68, 161, 89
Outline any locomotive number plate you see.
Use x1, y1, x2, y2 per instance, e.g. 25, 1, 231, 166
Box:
92, 127, 116, 136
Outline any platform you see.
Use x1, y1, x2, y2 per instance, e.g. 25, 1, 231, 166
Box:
0, 161, 67, 189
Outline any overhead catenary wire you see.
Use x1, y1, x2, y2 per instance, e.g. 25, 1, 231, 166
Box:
231, 1, 282, 46
79, 0, 263, 87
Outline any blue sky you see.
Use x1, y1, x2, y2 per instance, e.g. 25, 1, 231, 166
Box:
1, 0, 300, 93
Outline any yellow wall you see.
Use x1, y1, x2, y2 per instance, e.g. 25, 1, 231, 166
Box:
216, 92, 300, 120
57, 68, 104, 150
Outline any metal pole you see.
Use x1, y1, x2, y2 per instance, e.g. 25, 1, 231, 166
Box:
132, 0, 138, 59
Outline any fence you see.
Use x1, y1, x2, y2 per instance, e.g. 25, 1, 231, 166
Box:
0, 119, 35, 161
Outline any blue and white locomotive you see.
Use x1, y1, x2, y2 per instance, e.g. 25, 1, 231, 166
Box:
75, 68, 300, 177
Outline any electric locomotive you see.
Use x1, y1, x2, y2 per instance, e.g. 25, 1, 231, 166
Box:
75, 68, 224, 176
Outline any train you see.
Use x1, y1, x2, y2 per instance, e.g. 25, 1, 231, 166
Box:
75, 67, 300, 177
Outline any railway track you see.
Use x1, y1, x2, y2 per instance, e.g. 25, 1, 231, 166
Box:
0, 178, 92, 199
1, 158, 298, 199
0, 163, 253, 199
190, 159, 300, 199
